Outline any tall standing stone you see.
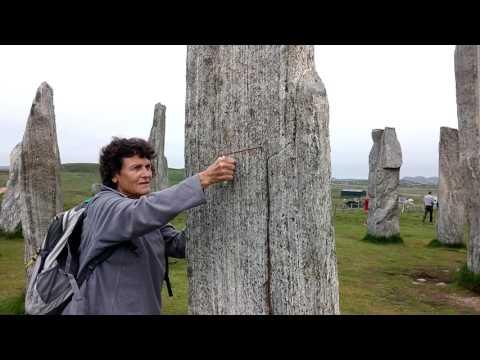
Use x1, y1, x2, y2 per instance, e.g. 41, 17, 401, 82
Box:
20, 82, 63, 285
437, 127, 465, 245
148, 103, 169, 191
455, 45, 480, 273
0, 143, 22, 233
185, 46, 339, 314
367, 127, 402, 238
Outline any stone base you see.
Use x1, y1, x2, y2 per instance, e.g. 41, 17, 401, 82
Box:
362, 233, 403, 244
427, 239, 466, 249
0, 224, 23, 239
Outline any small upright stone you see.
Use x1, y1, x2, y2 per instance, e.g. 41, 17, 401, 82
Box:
148, 103, 169, 192
0, 143, 22, 233
20, 82, 63, 285
91, 183, 102, 196
437, 127, 465, 245
367, 127, 402, 238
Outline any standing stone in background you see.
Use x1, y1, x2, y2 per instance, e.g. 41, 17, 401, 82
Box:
437, 127, 465, 245
367, 127, 402, 238
148, 103, 169, 191
91, 183, 102, 196
185, 45, 339, 314
455, 45, 480, 273
20, 82, 63, 286
0, 143, 23, 233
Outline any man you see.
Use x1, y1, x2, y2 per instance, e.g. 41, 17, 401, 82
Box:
363, 196, 369, 225
423, 191, 435, 223
62, 137, 236, 315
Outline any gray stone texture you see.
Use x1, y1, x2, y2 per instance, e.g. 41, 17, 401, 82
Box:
437, 127, 465, 245
20, 82, 63, 284
148, 103, 169, 192
367, 127, 402, 238
0, 143, 22, 233
185, 45, 339, 314
455, 45, 480, 273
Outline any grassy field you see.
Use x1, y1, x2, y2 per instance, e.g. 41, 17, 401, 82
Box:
1, 168, 479, 315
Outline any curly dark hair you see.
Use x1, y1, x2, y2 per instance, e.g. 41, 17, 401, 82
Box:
99, 137, 156, 189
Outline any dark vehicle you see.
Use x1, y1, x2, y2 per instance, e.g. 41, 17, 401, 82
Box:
341, 189, 366, 209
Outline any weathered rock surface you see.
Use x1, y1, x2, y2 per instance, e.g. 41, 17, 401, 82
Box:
20, 82, 63, 285
455, 45, 480, 273
0, 143, 22, 233
367, 127, 402, 238
185, 45, 339, 314
437, 127, 465, 245
148, 103, 169, 192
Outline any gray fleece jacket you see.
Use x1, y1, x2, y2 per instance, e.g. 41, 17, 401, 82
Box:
61, 175, 206, 315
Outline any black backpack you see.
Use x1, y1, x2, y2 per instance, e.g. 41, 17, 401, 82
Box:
25, 199, 173, 315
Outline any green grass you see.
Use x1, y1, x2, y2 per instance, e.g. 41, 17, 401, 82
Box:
61, 171, 101, 210
335, 208, 477, 314
0, 171, 8, 186
62, 163, 99, 174
0, 233, 26, 314
168, 168, 185, 186
1, 167, 479, 314
161, 258, 189, 314
0, 292, 25, 315
456, 264, 480, 294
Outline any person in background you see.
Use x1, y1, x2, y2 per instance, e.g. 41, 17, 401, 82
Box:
423, 191, 435, 223
363, 196, 369, 225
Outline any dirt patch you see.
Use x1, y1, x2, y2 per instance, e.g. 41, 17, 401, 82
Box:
444, 294, 480, 313
410, 269, 453, 283
409, 267, 480, 313
0, 187, 6, 194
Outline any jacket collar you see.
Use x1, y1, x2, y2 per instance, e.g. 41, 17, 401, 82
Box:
100, 184, 128, 198
99, 184, 150, 199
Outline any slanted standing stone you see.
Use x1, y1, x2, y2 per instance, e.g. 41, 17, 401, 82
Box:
148, 103, 169, 192
367, 127, 402, 238
20, 82, 63, 285
0, 143, 22, 233
455, 45, 480, 273
185, 45, 339, 314
437, 127, 465, 245
91, 183, 102, 196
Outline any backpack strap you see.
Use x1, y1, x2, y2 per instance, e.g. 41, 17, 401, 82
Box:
164, 252, 173, 297
76, 243, 123, 288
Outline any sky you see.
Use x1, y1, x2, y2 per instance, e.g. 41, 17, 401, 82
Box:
0, 45, 458, 179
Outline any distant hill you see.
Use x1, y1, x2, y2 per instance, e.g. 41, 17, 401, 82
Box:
62, 163, 99, 173
332, 178, 368, 185
401, 176, 438, 185
0, 166, 9, 172
332, 176, 439, 188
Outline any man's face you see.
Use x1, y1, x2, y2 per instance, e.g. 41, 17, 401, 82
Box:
112, 155, 152, 198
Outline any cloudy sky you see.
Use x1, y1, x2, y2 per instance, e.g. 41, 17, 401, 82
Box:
0, 45, 457, 178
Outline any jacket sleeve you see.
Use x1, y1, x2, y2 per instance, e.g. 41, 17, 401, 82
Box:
161, 224, 186, 258
91, 175, 205, 246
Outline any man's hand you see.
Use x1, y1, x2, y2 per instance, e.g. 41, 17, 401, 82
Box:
198, 156, 237, 189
